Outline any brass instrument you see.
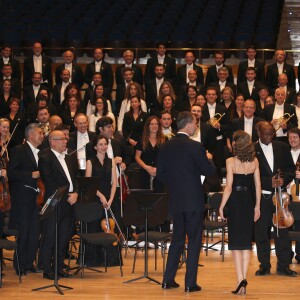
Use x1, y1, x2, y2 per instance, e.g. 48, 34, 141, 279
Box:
207, 113, 225, 127
273, 113, 294, 131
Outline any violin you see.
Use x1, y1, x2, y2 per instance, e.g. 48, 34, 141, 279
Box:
290, 162, 300, 202
101, 208, 118, 246
36, 178, 45, 208
272, 169, 294, 229
120, 168, 130, 203
0, 157, 11, 213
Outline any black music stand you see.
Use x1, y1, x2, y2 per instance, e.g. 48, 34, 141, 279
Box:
77, 176, 100, 203
123, 190, 168, 285
32, 186, 71, 295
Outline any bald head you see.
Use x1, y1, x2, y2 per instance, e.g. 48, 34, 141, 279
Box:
49, 115, 63, 131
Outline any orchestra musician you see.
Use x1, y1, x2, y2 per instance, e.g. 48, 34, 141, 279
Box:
7, 123, 44, 275
254, 121, 296, 277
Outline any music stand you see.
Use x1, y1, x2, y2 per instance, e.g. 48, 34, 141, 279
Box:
32, 186, 72, 295
123, 189, 168, 285
77, 176, 100, 203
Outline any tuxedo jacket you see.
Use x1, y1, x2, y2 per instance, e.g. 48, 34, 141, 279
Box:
266, 63, 296, 90
237, 80, 263, 102
199, 122, 217, 154
52, 84, 64, 113
237, 59, 265, 85
232, 116, 264, 142
210, 81, 236, 99
115, 81, 128, 114
55, 64, 84, 88
23, 55, 52, 87
157, 133, 216, 213
176, 63, 204, 90
264, 103, 298, 131
115, 64, 143, 87
255, 140, 295, 191
83, 60, 113, 91
205, 64, 234, 87
0, 57, 21, 80
144, 55, 176, 83
22, 84, 48, 109
270, 86, 296, 104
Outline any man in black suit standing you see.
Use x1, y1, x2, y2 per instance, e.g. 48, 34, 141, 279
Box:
0, 46, 21, 80
39, 130, 78, 279
254, 121, 296, 277
266, 49, 296, 90
8, 123, 44, 275
237, 67, 263, 102
115, 50, 143, 87
144, 42, 176, 84
84, 48, 113, 95
237, 45, 265, 85
205, 51, 234, 87
55, 49, 84, 88
23, 42, 52, 88
157, 111, 216, 292
271, 73, 296, 104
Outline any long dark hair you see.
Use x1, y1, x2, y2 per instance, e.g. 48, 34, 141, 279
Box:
92, 83, 105, 106
94, 96, 108, 117
141, 116, 165, 150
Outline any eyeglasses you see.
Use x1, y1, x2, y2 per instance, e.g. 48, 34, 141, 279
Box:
52, 138, 68, 141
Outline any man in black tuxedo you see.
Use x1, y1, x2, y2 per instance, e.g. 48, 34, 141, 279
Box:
210, 67, 236, 100
264, 87, 297, 143
23, 42, 52, 88
205, 51, 234, 87
8, 123, 44, 275
157, 111, 216, 292
52, 69, 71, 113
232, 99, 264, 143
55, 50, 84, 88
271, 73, 296, 104
144, 42, 176, 84
0, 46, 20, 80
39, 130, 78, 279
266, 49, 296, 90
84, 48, 113, 94
237, 67, 263, 102
237, 45, 265, 85
176, 51, 204, 91
160, 110, 177, 138
1, 64, 21, 97
69, 113, 96, 174
254, 121, 296, 277
115, 50, 143, 87
23, 72, 48, 109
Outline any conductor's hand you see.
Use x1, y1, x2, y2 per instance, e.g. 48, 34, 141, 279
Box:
67, 193, 78, 205
32, 171, 40, 179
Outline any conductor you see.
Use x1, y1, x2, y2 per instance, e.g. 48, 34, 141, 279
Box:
157, 111, 216, 292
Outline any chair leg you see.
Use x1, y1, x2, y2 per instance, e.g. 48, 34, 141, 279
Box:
15, 248, 22, 283
206, 231, 209, 256
154, 242, 157, 271
221, 228, 225, 262
104, 247, 107, 273
118, 243, 123, 277
81, 243, 86, 279
162, 242, 166, 275
132, 243, 138, 273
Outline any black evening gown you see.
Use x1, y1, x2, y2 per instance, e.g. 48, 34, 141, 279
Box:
227, 173, 255, 250
84, 156, 120, 267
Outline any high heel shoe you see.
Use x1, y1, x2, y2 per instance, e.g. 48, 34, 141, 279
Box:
232, 279, 247, 295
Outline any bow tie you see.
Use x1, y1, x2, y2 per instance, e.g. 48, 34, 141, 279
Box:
79, 133, 88, 138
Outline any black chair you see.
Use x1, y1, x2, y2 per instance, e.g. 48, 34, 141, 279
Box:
0, 238, 21, 287
203, 192, 227, 261
73, 202, 123, 278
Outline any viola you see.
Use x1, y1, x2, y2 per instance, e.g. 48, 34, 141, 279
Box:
0, 157, 11, 213
101, 208, 117, 246
272, 169, 294, 229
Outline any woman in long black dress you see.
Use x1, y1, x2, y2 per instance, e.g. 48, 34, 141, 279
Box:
84, 135, 117, 266
219, 130, 261, 295
0, 79, 15, 118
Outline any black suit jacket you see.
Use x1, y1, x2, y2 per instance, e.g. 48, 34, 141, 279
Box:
55, 64, 84, 88
23, 55, 52, 87
144, 55, 176, 83
232, 116, 264, 142
266, 63, 296, 90
264, 103, 298, 131
0, 57, 21, 80
52, 84, 64, 113
199, 122, 217, 154
23, 84, 48, 109
270, 86, 296, 104
237, 80, 263, 101
210, 81, 236, 99
157, 133, 216, 213
237, 60, 265, 85
69, 131, 96, 161
255, 140, 295, 191
83, 60, 113, 91
205, 64, 234, 87
115, 81, 127, 114
115, 64, 143, 87
176, 64, 204, 89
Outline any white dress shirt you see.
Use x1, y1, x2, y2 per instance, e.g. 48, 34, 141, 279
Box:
219, 80, 226, 91
156, 77, 164, 96
248, 59, 255, 67
27, 141, 39, 165
207, 103, 216, 119
157, 55, 165, 65
77, 131, 89, 170
33, 55, 42, 74
273, 103, 286, 137
60, 81, 69, 102
65, 63, 72, 82
33, 84, 40, 98
277, 62, 284, 75
244, 116, 253, 137
95, 60, 102, 72
259, 140, 274, 172
247, 80, 254, 95
186, 64, 193, 83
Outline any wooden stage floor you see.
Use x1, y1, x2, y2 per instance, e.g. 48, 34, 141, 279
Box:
1, 241, 299, 299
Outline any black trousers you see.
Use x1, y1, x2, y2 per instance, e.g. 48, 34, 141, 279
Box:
163, 210, 204, 287
254, 193, 292, 269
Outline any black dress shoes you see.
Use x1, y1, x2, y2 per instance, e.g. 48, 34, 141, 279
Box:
43, 272, 58, 280
16, 269, 27, 276
27, 266, 42, 273
162, 281, 180, 289
58, 270, 73, 278
277, 267, 297, 277
185, 285, 201, 292
255, 267, 270, 276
